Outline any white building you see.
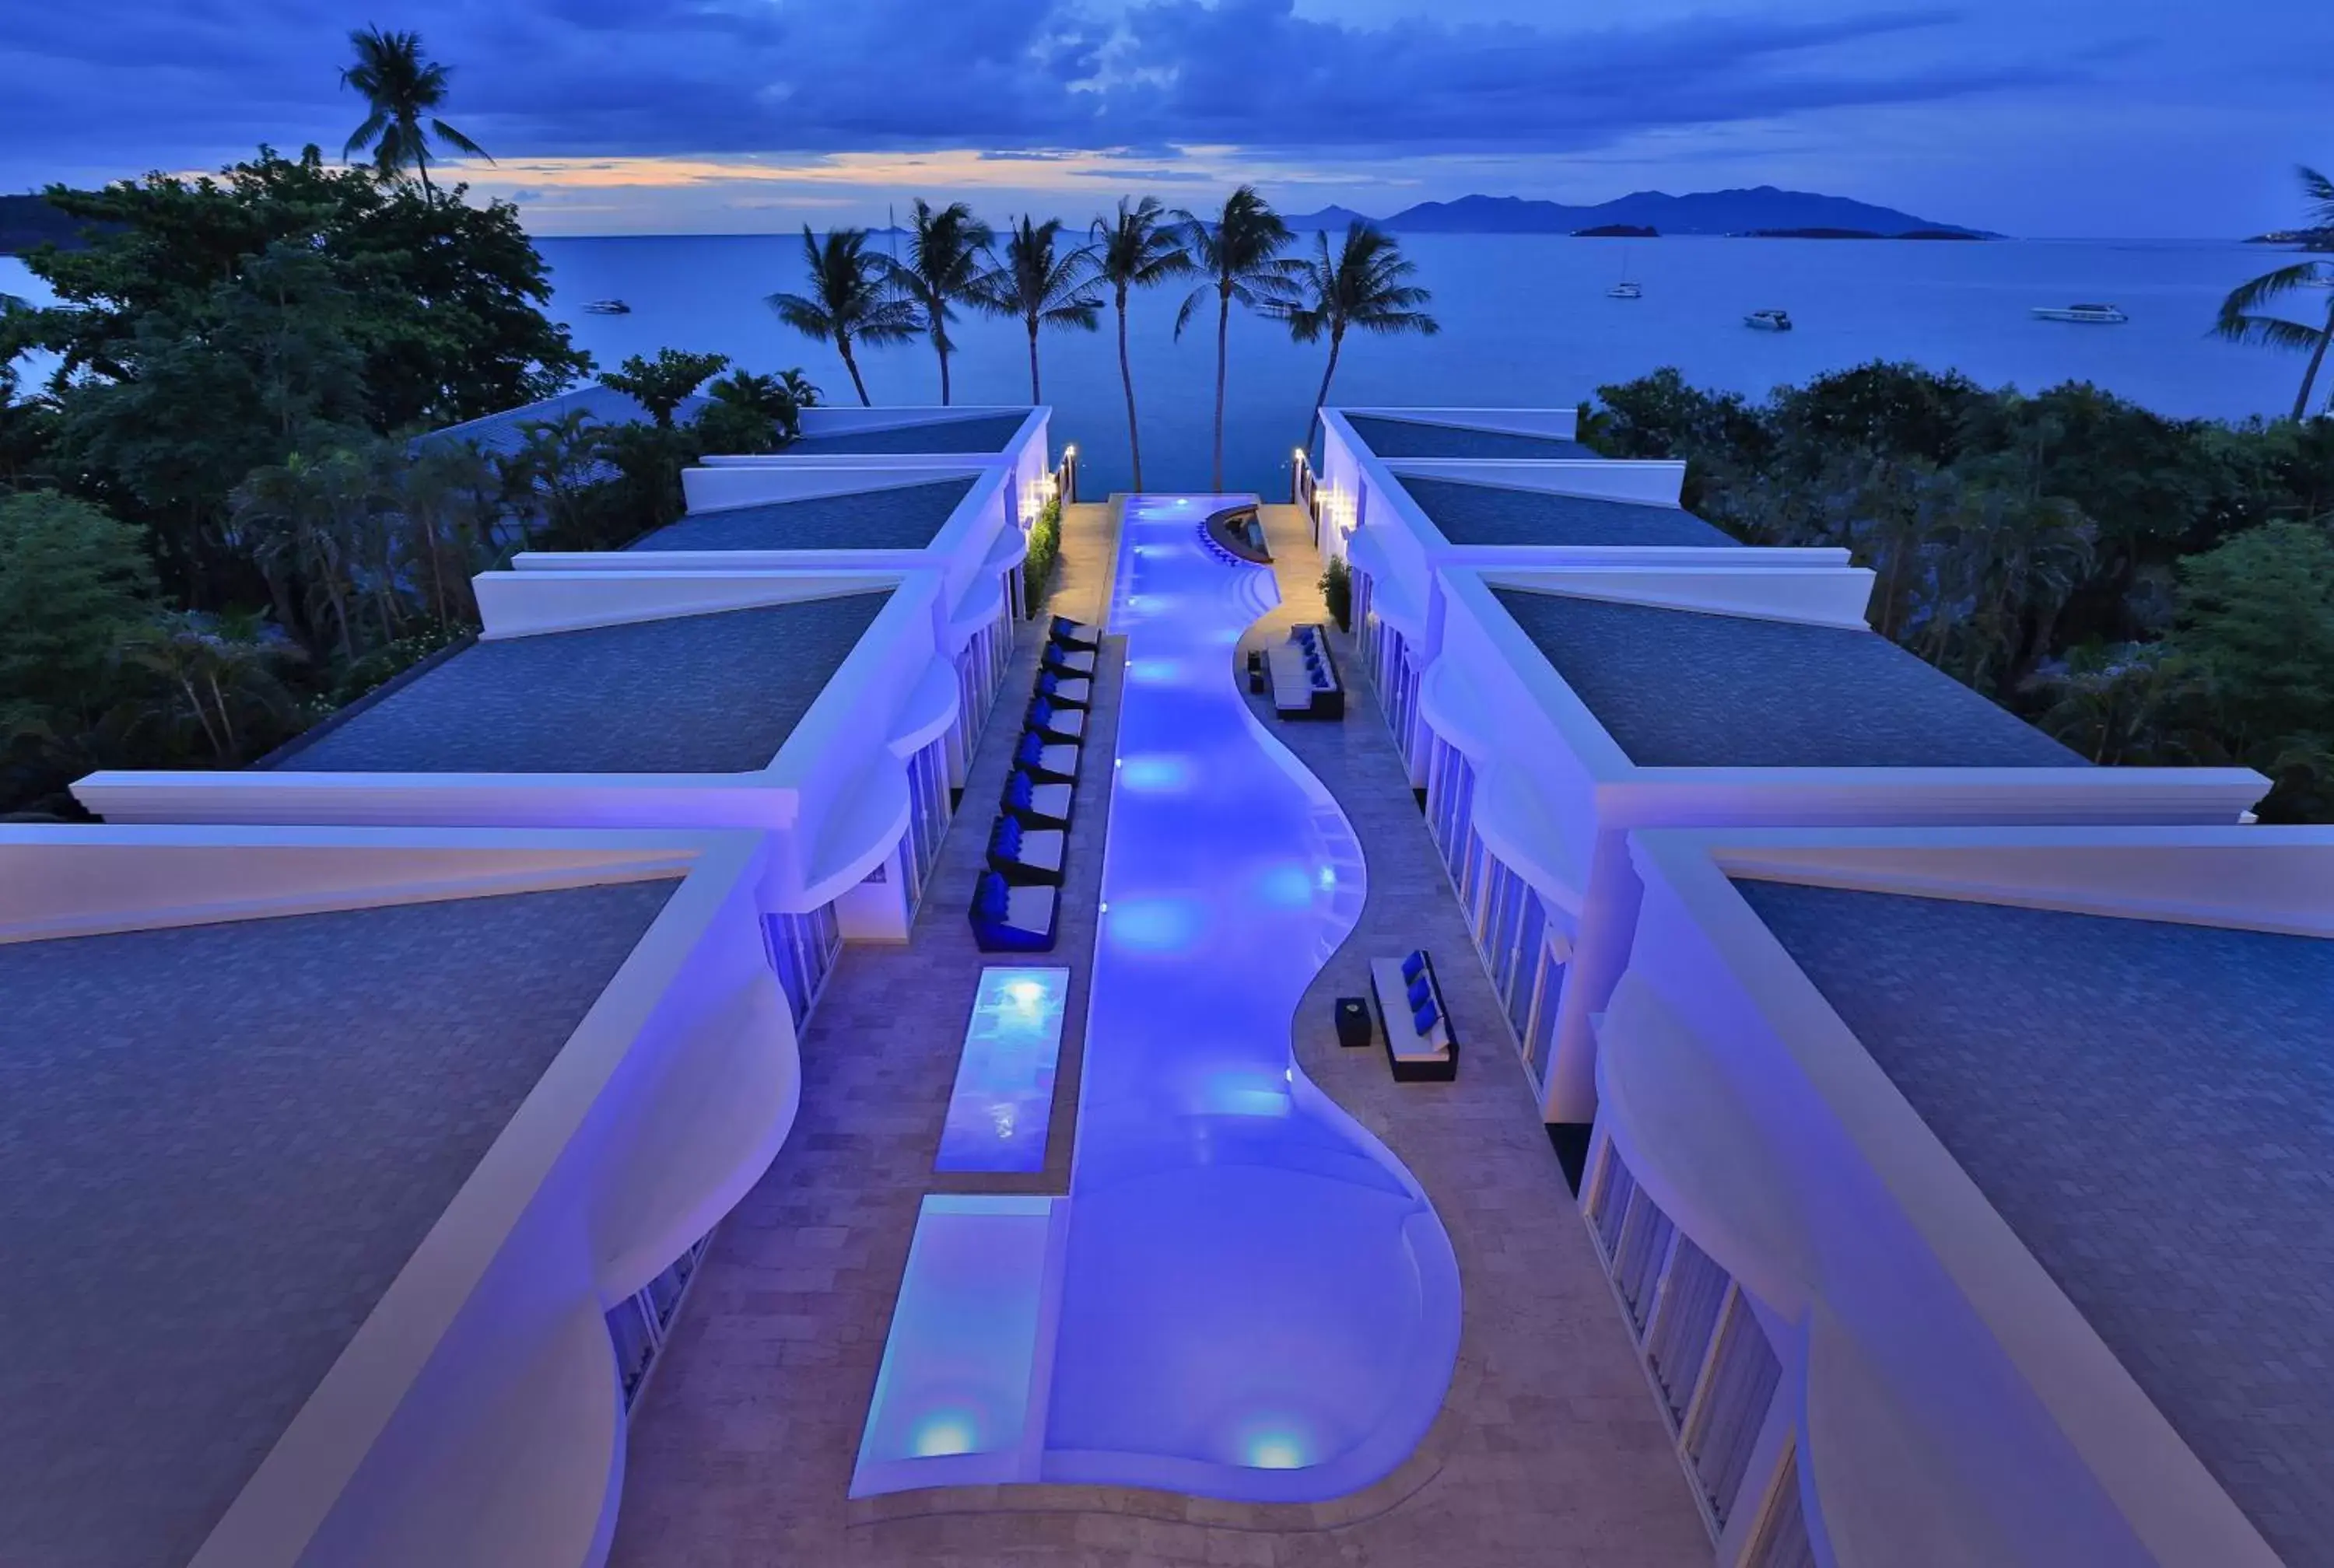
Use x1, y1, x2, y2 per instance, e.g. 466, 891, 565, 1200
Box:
1588, 822, 2330, 1567
76, 407, 1057, 947
0, 824, 794, 1568
1313, 408, 2265, 1142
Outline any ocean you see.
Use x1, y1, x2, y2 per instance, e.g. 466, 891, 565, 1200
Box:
5, 234, 2308, 497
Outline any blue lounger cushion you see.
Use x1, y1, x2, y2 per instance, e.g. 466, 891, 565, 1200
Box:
969, 870, 1058, 951
1401, 950, 1428, 983
1407, 976, 1432, 1010
1412, 999, 1439, 1033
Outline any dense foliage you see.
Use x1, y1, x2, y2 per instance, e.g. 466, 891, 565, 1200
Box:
0, 149, 818, 817
1582, 364, 2334, 818
1023, 495, 1063, 617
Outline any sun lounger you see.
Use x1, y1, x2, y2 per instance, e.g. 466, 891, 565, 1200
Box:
1025, 697, 1086, 744
1003, 769, 1073, 829
970, 870, 1058, 952
1267, 625, 1344, 719
987, 815, 1065, 884
1369, 950, 1457, 1081
1050, 615, 1102, 651
1014, 730, 1080, 784
1035, 669, 1092, 709
1043, 643, 1097, 677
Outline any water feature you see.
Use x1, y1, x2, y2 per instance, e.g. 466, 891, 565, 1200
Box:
1043, 495, 1457, 1501
852, 495, 1460, 1504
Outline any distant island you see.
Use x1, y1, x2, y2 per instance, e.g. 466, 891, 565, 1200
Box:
2245, 229, 2330, 245
1282, 185, 1996, 239
1573, 224, 1657, 238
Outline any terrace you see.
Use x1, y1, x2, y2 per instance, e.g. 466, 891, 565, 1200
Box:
1403, 473, 1739, 549
270, 592, 892, 775
1486, 585, 2082, 768
628, 476, 977, 553
1342, 411, 1595, 461
0, 828, 784, 1568
1592, 826, 2334, 1566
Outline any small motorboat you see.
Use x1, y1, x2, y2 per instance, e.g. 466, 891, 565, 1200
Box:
2032, 303, 2128, 324
1745, 308, 1793, 331
1608, 280, 1642, 299
583, 299, 633, 315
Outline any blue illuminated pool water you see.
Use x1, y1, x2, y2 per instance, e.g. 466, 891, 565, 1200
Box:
853, 496, 1459, 1503
1037, 495, 1460, 1500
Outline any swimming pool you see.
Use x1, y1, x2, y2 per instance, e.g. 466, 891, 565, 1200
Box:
854, 495, 1460, 1503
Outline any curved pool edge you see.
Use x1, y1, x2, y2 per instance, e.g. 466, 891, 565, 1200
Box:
1041, 499, 1462, 1505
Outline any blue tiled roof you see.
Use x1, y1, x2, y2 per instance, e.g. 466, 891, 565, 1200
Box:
270, 593, 890, 774
1400, 474, 1736, 548
629, 477, 976, 552
788, 411, 1029, 454
1345, 413, 1593, 460
1737, 879, 2334, 1564
0, 879, 675, 1568
1488, 588, 2082, 768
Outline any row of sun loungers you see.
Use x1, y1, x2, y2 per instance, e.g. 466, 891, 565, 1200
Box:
969, 617, 1104, 952
1268, 623, 1344, 719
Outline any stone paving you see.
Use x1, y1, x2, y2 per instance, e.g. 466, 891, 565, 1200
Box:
608, 499, 1708, 1567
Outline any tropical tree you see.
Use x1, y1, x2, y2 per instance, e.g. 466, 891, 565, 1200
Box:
600, 348, 730, 427
1274, 221, 1439, 449
498, 408, 606, 549
1173, 187, 1299, 489
1090, 196, 1191, 490
123, 609, 303, 765
769, 227, 919, 407
2216, 166, 2334, 421
339, 27, 490, 200
888, 200, 992, 404
698, 369, 817, 452
973, 216, 1101, 404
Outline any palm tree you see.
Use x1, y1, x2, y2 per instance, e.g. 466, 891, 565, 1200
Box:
769, 227, 918, 406
1091, 197, 1192, 490
1275, 222, 1439, 450
976, 216, 1102, 403
1174, 187, 1300, 490
2217, 166, 2334, 421
888, 200, 993, 404
339, 27, 489, 200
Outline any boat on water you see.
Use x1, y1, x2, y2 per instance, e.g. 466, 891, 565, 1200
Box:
1745, 309, 1793, 331
583, 299, 632, 315
1608, 281, 1642, 299
2032, 303, 2128, 324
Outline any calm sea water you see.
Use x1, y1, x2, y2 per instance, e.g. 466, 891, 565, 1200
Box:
5, 235, 2304, 496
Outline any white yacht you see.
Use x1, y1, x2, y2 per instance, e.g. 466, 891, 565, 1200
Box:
584, 299, 633, 316
2032, 303, 2128, 324
1745, 308, 1793, 331
1608, 280, 1642, 299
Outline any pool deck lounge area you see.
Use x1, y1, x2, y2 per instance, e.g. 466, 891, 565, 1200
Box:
1598, 825, 2334, 1567
37, 389, 2329, 1568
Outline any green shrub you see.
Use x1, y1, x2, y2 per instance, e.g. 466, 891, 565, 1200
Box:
1319, 554, 1352, 632
1022, 495, 1063, 618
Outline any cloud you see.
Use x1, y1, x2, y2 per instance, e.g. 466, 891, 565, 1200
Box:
0, 0, 2098, 184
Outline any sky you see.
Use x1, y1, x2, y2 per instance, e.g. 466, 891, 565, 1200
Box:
2, 0, 2327, 240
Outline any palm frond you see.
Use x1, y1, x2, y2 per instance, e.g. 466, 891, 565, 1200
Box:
430, 118, 492, 162
2217, 313, 2330, 354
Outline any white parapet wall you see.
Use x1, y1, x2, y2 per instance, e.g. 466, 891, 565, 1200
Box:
0, 826, 801, 1568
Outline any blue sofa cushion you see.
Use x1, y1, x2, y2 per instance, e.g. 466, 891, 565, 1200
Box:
1407, 976, 1432, 1010
1400, 950, 1428, 983
1412, 999, 1439, 1034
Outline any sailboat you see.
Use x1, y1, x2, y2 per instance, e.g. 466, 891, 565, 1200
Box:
1607, 249, 1642, 299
